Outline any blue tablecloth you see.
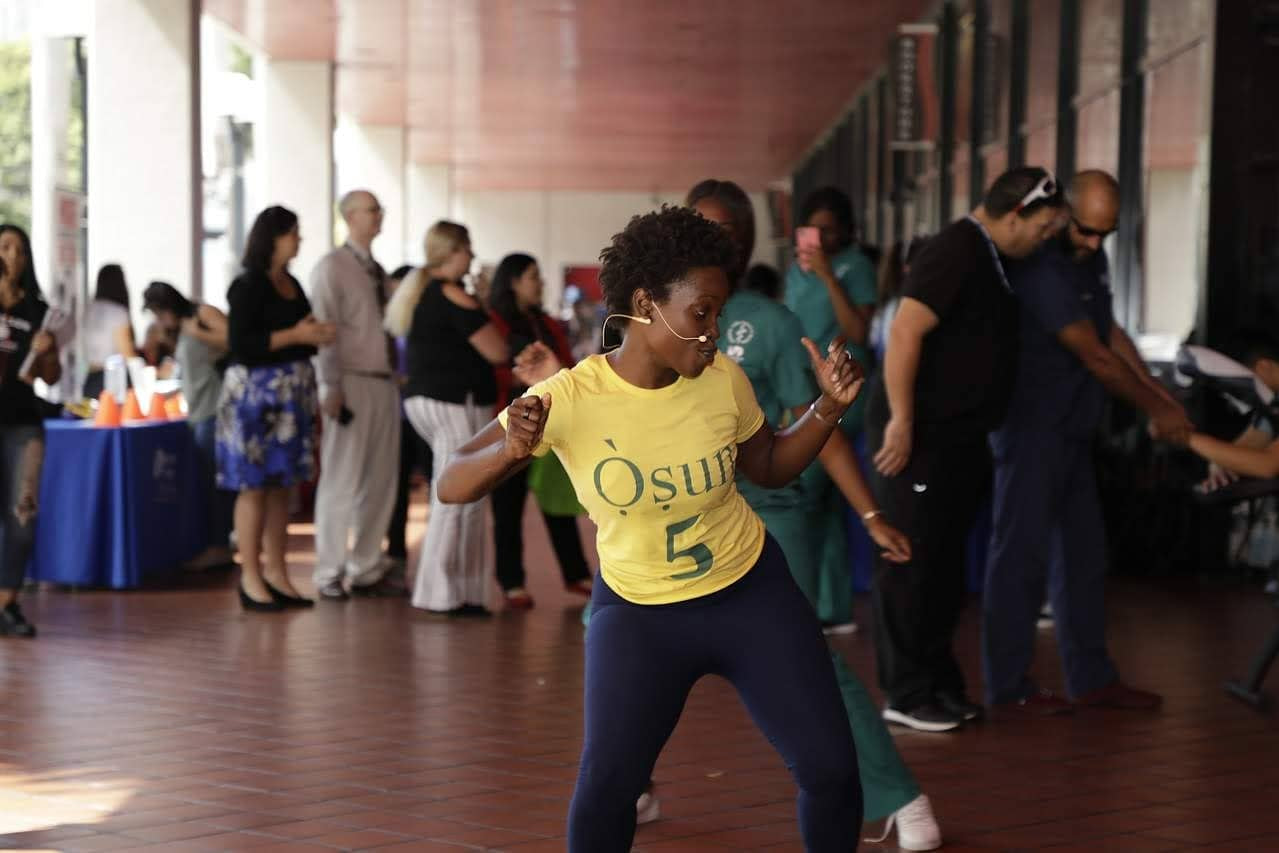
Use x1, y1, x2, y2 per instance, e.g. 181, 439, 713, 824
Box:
29, 419, 207, 588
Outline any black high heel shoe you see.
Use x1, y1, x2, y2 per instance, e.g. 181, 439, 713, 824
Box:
239, 585, 284, 612
265, 581, 315, 608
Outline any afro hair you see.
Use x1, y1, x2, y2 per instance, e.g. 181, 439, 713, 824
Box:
598, 205, 739, 318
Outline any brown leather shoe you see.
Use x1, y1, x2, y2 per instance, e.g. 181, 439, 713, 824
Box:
993, 688, 1074, 717
1076, 681, 1163, 710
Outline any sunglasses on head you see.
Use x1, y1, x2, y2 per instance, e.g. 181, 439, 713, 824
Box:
1070, 217, 1115, 240
1016, 172, 1058, 211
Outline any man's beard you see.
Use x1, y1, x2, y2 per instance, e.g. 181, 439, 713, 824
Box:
1062, 229, 1093, 262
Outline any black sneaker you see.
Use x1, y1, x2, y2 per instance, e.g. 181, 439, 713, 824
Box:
0, 601, 36, 638
456, 603, 492, 618
936, 691, 985, 722
882, 703, 962, 732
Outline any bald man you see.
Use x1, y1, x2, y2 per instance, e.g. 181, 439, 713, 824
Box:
308, 190, 403, 600
983, 170, 1188, 714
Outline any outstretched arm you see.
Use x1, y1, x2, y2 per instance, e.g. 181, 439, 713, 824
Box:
1186, 433, 1279, 480
804, 417, 910, 562
436, 393, 550, 504
736, 337, 863, 488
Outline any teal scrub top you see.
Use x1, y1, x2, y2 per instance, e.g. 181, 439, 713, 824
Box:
784, 244, 877, 430
718, 290, 821, 510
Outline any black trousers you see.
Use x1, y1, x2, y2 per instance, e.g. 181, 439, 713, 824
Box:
867, 424, 991, 711
491, 465, 590, 591
386, 416, 433, 561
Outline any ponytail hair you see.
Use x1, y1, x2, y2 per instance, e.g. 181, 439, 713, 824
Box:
385, 220, 471, 336
384, 265, 428, 337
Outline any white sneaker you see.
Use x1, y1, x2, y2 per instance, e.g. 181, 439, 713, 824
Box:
636, 791, 661, 825
822, 620, 859, 636
1037, 601, 1054, 629
865, 793, 941, 851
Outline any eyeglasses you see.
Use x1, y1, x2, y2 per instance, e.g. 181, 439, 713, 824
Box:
1070, 217, 1115, 240
1017, 172, 1058, 211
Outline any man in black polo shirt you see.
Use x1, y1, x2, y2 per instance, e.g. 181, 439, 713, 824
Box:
866, 167, 1065, 732
983, 171, 1180, 716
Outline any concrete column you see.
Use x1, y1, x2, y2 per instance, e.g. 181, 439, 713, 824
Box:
30, 0, 90, 305
404, 162, 452, 267
29, 36, 72, 306
335, 122, 407, 269
87, 0, 201, 323
260, 59, 333, 284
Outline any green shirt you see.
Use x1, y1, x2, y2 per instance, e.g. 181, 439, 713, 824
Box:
719, 290, 821, 509
784, 245, 877, 429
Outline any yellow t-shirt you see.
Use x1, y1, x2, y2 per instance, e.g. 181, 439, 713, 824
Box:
498, 352, 767, 604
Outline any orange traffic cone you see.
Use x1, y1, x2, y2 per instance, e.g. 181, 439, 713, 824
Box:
121, 389, 144, 422
147, 393, 168, 422
94, 391, 122, 427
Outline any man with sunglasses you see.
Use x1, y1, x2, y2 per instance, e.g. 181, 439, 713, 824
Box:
983, 170, 1185, 716
866, 167, 1065, 732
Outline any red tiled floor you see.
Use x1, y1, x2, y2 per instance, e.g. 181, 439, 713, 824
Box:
1, 489, 1278, 851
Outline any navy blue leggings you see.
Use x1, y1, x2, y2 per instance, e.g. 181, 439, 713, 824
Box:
568, 534, 862, 852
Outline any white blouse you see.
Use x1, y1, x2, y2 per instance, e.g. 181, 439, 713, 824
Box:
83, 300, 131, 367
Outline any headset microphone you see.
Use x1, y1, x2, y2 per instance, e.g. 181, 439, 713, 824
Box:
652, 305, 709, 343
600, 306, 708, 348
601, 313, 651, 349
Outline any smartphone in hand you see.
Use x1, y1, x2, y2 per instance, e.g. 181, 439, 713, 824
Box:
796, 226, 820, 272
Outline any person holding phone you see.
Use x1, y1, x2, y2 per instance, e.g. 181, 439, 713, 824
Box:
437, 206, 864, 851
393, 221, 509, 616
782, 188, 880, 634
308, 190, 403, 601
218, 205, 335, 612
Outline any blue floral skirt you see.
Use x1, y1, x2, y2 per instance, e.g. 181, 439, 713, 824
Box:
215, 360, 318, 491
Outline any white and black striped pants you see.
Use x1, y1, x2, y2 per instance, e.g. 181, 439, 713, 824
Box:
402, 395, 492, 611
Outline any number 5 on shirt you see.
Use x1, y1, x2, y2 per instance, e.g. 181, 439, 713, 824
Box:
667, 515, 714, 580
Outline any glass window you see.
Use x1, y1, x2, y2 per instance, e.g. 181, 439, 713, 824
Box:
1078, 0, 1123, 98
1074, 0, 1122, 180
985, 0, 1012, 147
1147, 0, 1213, 62
953, 1, 975, 153
866, 84, 881, 246
914, 168, 938, 237
955, 1, 983, 209
951, 155, 971, 221
1141, 24, 1212, 336
1076, 88, 1120, 176
1025, 124, 1056, 173
980, 0, 1012, 186
1023, 0, 1060, 171
983, 145, 1008, 190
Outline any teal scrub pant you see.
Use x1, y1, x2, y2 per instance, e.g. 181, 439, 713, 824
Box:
758, 502, 921, 821
790, 465, 854, 625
